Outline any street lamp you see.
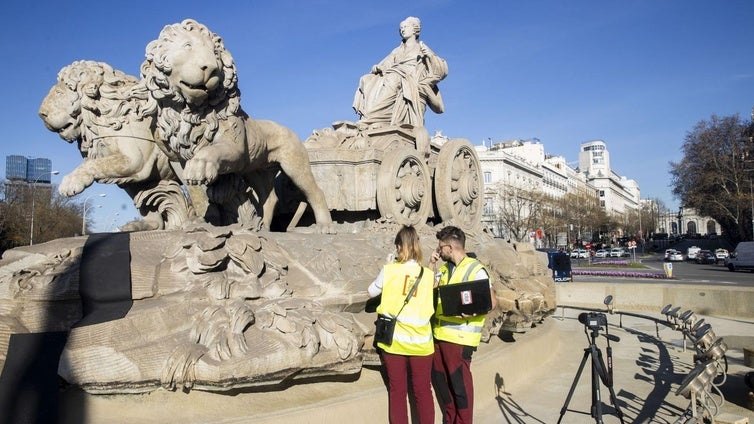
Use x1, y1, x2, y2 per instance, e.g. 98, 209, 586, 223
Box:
108, 212, 120, 232
638, 202, 643, 241
82, 193, 107, 235
750, 179, 753, 241
29, 170, 60, 245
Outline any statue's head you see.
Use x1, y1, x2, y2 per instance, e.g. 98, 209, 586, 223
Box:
39, 61, 139, 143
141, 19, 238, 109
400, 17, 421, 39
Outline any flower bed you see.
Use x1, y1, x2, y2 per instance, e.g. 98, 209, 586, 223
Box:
593, 260, 629, 266
572, 269, 672, 279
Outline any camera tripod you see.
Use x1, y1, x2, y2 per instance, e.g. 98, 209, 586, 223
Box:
557, 324, 625, 424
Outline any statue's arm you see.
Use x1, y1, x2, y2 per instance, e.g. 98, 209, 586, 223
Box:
373, 46, 401, 74
419, 41, 448, 80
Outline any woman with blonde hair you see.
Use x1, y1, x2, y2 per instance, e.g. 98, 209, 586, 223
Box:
368, 225, 436, 424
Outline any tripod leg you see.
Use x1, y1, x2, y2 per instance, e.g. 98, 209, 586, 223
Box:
558, 348, 590, 424
604, 376, 626, 424
607, 345, 614, 388
595, 346, 626, 424
591, 346, 604, 423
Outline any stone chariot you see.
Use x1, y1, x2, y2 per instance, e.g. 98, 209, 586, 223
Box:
302, 122, 484, 231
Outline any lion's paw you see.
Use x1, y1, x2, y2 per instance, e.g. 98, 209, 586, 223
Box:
317, 222, 337, 235
59, 173, 92, 197
184, 156, 220, 185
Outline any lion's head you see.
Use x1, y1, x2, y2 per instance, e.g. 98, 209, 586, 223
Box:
39, 60, 144, 153
140, 19, 241, 160
141, 19, 238, 109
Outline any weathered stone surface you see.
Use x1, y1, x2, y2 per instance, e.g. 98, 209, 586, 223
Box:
8, 17, 558, 396
139, 19, 333, 232
38, 61, 192, 232
0, 222, 554, 393
39, 20, 333, 233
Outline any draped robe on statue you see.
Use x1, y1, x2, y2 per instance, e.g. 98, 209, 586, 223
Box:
353, 40, 448, 127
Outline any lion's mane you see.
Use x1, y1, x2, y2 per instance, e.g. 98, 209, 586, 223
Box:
139, 19, 241, 161
56, 60, 149, 156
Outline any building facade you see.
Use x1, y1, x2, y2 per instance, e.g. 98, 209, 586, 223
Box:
3, 155, 55, 216
5, 155, 28, 181
676, 207, 721, 237
474, 136, 727, 247
5, 155, 53, 183
578, 140, 640, 214
474, 139, 544, 239
476, 138, 639, 244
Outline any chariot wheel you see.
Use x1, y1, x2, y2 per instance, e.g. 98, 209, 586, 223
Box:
434, 138, 483, 230
376, 147, 432, 226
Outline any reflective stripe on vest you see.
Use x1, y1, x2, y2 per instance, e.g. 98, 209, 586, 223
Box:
393, 333, 433, 344
397, 316, 432, 326
436, 319, 483, 333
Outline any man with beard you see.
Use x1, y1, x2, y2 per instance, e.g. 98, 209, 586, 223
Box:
429, 226, 497, 423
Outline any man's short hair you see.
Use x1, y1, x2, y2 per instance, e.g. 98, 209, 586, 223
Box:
436, 225, 465, 248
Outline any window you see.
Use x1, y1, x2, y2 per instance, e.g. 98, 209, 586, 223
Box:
583, 144, 605, 152
483, 197, 494, 215
483, 172, 491, 184
599, 190, 605, 197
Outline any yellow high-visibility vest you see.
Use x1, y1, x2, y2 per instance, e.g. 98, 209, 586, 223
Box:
433, 256, 488, 347
376, 262, 435, 356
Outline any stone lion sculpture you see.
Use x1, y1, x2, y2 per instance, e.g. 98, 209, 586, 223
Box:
139, 19, 332, 231
38, 60, 192, 230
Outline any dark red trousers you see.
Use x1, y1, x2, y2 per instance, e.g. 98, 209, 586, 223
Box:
380, 351, 435, 424
431, 340, 476, 424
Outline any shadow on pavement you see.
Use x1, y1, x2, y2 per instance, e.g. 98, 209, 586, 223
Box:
494, 373, 547, 424
616, 328, 688, 423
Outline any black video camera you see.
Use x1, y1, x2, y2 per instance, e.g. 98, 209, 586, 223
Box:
578, 312, 608, 331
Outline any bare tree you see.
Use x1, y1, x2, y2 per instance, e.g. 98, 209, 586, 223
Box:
490, 185, 616, 248
670, 114, 753, 243
490, 183, 547, 242
1, 181, 83, 253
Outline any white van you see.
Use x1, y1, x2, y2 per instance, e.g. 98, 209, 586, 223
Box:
724, 242, 754, 272
686, 246, 701, 261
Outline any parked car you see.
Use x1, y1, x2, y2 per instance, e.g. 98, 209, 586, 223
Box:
686, 246, 701, 261
695, 250, 716, 264
570, 249, 588, 259
609, 248, 625, 258
714, 248, 729, 262
594, 249, 609, 258
665, 249, 684, 262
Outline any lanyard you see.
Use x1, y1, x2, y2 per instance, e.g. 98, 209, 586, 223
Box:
395, 267, 425, 318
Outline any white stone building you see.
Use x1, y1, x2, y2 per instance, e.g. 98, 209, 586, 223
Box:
672, 208, 721, 237
468, 134, 725, 244
578, 140, 640, 214
474, 137, 639, 242
474, 139, 543, 238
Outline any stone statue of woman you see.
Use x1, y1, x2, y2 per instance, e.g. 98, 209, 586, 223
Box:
353, 16, 448, 128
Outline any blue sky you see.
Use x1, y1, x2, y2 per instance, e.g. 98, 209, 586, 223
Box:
2, 0, 753, 231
